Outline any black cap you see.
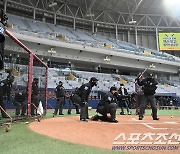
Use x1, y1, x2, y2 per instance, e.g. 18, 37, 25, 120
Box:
120, 83, 124, 86
90, 77, 98, 82
110, 86, 117, 91
148, 73, 153, 77
34, 78, 38, 81
59, 81, 63, 84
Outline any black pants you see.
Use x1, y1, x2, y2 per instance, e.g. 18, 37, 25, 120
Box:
54, 97, 65, 115
31, 95, 39, 116
0, 41, 5, 70
71, 94, 88, 120
68, 96, 80, 114
118, 99, 130, 114
139, 95, 157, 118
13, 101, 26, 115
97, 103, 117, 120
0, 99, 7, 117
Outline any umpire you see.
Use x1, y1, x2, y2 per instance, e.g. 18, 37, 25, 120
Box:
91, 86, 118, 123
71, 77, 98, 122
31, 78, 39, 116
13, 88, 27, 116
53, 81, 65, 116
0, 75, 14, 118
136, 73, 159, 120
67, 87, 80, 115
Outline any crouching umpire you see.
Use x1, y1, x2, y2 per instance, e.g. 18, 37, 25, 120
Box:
13, 88, 27, 116
91, 86, 118, 123
70, 77, 98, 122
67, 87, 80, 115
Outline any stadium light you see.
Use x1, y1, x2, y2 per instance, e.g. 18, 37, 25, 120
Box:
48, 2, 57, 7
163, 0, 180, 17
129, 20, 137, 24
129, 16, 137, 24
104, 56, 111, 61
86, 13, 94, 17
48, 48, 56, 54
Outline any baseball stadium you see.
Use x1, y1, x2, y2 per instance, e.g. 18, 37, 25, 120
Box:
0, 0, 180, 154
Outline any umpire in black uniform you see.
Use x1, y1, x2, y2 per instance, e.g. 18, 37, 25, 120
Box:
71, 77, 98, 122
67, 87, 80, 115
91, 86, 118, 123
0, 75, 14, 118
53, 81, 65, 116
13, 88, 27, 116
136, 73, 159, 120
31, 78, 39, 116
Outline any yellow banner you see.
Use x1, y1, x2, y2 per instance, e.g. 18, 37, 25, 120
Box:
159, 33, 180, 50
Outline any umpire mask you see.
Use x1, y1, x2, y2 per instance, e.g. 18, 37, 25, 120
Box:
90, 77, 98, 86
59, 81, 63, 86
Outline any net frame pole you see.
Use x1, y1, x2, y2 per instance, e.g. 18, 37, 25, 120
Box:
5, 30, 48, 118
28, 53, 33, 118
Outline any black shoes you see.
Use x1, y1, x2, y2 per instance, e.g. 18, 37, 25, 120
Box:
80, 118, 88, 122
59, 113, 64, 115
76, 112, 80, 114
120, 112, 125, 115
139, 116, 143, 120
67, 112, 71, 115
109, 119, 118, 123
91, 115, 99, 121
153, 117, 159, 120
138, 117, 159, 120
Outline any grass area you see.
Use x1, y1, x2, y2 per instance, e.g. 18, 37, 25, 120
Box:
0, 109, 179, 154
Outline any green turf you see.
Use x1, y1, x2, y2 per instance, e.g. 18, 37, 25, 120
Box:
0, 110, 132, 154
0, 109, 179, 154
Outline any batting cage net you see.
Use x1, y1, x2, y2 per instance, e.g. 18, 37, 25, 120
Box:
0, 30, 48, 125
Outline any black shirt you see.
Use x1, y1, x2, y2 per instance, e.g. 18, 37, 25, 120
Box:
137, 78, 158, 96
32, 82, 39, 96
76, 82, 93, 102
14, 92, 27, 102
55, 85, 65, 98
98, 91, 117, 107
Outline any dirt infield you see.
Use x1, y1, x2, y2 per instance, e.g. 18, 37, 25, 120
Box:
29, 115, 180, 154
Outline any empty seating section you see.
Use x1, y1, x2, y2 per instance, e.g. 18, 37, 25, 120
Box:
8, 14, 27, 30
2, 63, 180, 97
36, 22, 53, 33
71, 30, 96, 41
7, 14, 180, 62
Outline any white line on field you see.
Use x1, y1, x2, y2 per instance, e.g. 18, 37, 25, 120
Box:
131, 118, 139, 121
141, 123, 168, 130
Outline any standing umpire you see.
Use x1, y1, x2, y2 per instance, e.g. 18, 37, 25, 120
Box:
31, 78, 39, 116
0, 75, 14, 118
91, 86, 118, 123
71, 77, 98, 122
136, 73, 159, 120
53, 81, 65, 116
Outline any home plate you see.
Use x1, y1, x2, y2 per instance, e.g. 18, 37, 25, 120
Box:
163, 122, 177, 124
